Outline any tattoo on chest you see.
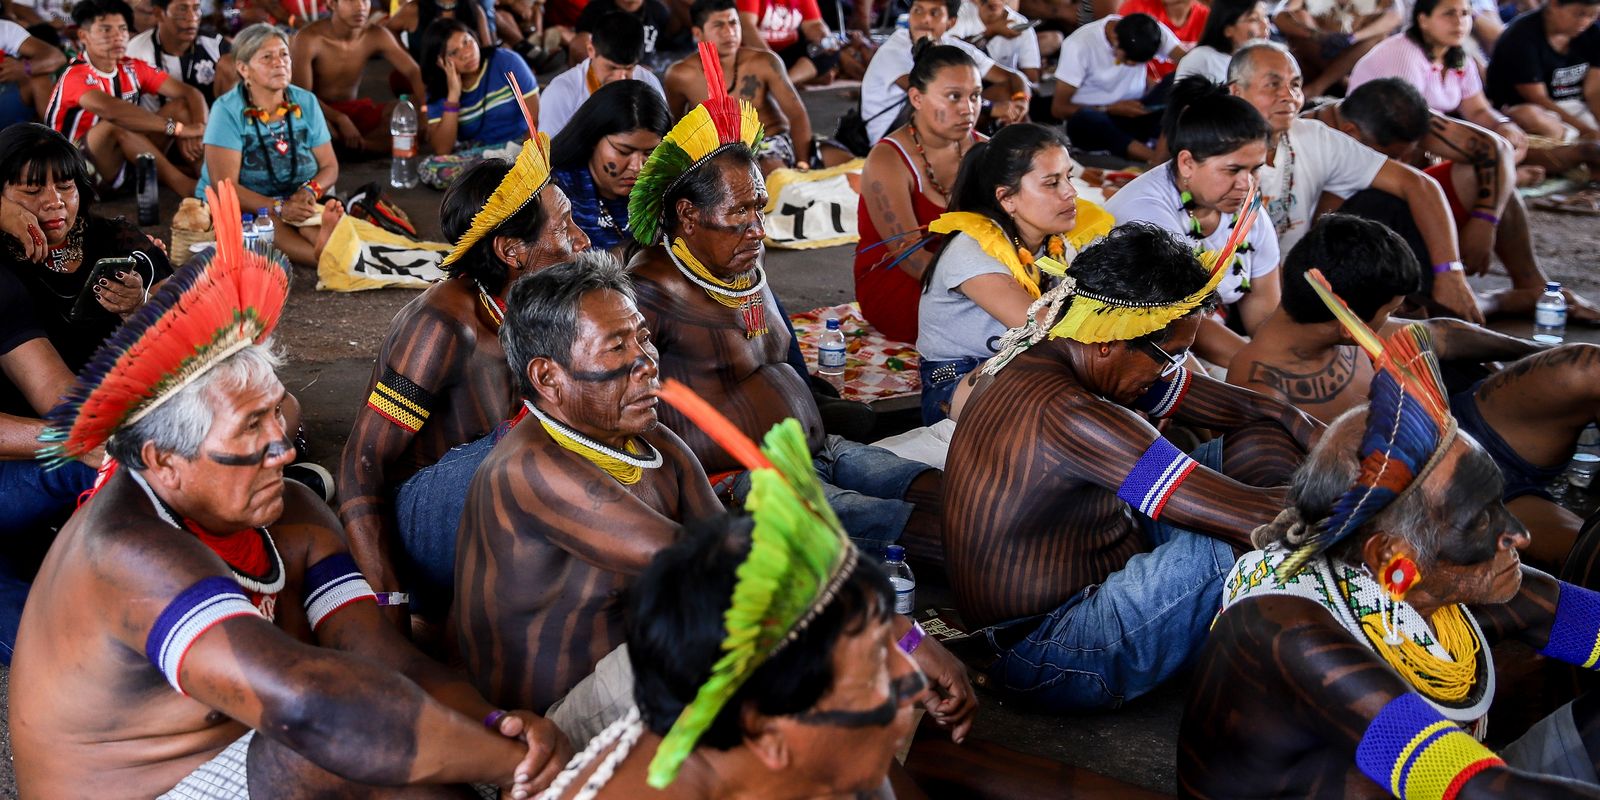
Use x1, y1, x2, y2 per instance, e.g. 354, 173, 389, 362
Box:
739, 74, 759, 100
1251, 347, 1358, 405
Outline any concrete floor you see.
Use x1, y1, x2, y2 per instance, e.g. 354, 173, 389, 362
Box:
3, 67, 1600, 798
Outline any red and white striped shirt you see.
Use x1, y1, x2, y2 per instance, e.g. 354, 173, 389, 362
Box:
45, 56, 169, 142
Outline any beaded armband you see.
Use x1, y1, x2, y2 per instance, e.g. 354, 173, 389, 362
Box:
366, 367, 436, 433
1355, 693, 1503, 800
304, 553, 377, 632
146, 576, 263, 694
1131, 367, 1191, 420
1116, 437, 1197, 520
1539, 581, 1600, 669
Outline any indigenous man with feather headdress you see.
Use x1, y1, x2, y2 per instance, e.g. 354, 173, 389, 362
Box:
338, 86, 589, 624
943, 219, 1321, 713
1179, 270, 1600, 799
10, 184, 571, 799
628, 43, 945, 564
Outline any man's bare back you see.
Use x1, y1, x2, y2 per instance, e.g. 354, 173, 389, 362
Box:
13, 478, 341, 797
666, 47, 791, 136
1229, 335, 1374, 423
629, 246, 824, 475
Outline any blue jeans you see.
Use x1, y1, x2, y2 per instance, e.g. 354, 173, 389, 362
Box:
0, 459, 95, 663
984, 438, 1237, 711
729, 435, 932, 556
918, 356, 980, 426
394, 428, 504, 617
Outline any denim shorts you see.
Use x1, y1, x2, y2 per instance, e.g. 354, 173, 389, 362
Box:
393, 429, 503, 617
983, 438, 1238, 711
729, 434, 933, 555
918, 356, 981, 426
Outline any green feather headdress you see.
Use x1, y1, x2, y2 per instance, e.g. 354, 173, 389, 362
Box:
649, 379, 856, 789
627, 42, 764, 247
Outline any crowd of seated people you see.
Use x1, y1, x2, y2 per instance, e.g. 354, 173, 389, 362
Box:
0, 0, 1599, 794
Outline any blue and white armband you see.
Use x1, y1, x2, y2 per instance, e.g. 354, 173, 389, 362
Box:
1117, 437, 1198, 520
145, 576, 263, 694
1540, 581, 1600, 669
304, 553, 377, 632
1131, 367, 1191, 420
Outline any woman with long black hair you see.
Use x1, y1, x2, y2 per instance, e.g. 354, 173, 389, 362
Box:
549, 79, 670, 253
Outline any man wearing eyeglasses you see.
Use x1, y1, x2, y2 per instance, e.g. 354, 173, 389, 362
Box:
942, 222, 1323, 713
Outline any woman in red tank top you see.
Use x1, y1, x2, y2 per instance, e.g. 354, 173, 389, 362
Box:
853, 43, 984, 344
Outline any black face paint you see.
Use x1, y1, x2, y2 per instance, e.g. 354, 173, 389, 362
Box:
792, 671, 926, 729
206, 437, 294, 467
698, 212, 764, 238
568, 356, 651, 383
1434, 450, 1512, 566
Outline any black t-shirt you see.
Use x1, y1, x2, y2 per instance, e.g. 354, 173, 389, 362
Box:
1485, 9, 1600, 107
0, 267, 47, 418
3, 215, 173, 378
575, 0, 672, 59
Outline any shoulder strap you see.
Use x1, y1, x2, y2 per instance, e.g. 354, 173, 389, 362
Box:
880, 136, 922, 192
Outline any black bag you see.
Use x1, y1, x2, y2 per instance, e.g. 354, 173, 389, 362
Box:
344, 182, 419, 240
833, 99, 906, 158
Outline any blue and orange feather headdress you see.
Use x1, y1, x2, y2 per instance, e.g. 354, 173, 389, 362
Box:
37, 182, 291, 466
1278, 268, 1458, 577
627, 42, 764, 247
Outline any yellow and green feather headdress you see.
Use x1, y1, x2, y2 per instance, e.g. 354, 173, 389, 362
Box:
648, 378, 857, 789
440, 72, 551, 270
627, 42, 764, 247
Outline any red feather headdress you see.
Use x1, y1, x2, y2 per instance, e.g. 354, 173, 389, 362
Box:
38, 181, 291, 466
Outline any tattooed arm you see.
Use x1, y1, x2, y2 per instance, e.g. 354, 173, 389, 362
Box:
1162, 370, 1323, 453
1412, 318, 1546, 364
1052, 396, 1288, 548
336, 308, 468, 599
1206, 595, 1600, 799
859, 142, 939, 279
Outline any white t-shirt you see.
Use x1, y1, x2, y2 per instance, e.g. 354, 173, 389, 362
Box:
861, 29, 996, 143
1174, 44, 1232, 84
12, 0, 71, 27
917, 231, 1020, 361
1103, 162, 1280, 306
1259, 118, 1387, 254
539, 59, 666, 137
949, 1, 1040, 73
0, 20, 30, 56
1053, 16, 1179, 106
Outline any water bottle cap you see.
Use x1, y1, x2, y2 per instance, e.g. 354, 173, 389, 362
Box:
398, 93, 409, 101
258, 207, 271, 217
1547, 281, 1562, 292
885, 545, 905, 561
242, 213, 253, 223
825, 318, 841, 330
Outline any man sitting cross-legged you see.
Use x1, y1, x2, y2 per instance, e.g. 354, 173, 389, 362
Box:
337, 139, 591, 626
1230, 213, 1599, 570
1183, 280, 1600, 799
664, 0, 815, 172
944, 221, 1321, 712
10, 194, 571, 799
44, 0, 207, 196
291, 0, 428, 156
452, 251, 722, 736
627, 74, 944, 562
1308, 78, 1600, 324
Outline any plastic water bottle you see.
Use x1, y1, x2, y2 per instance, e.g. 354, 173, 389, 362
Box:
242, 213, 257, 251
1534, 281, 1567, 343
135, 153, 158, 227
1568, 424, 1600, 490
254, 207, 275, 249
885, 545, 915, 615
390, 95, 419, 189
818, 317, 847, 376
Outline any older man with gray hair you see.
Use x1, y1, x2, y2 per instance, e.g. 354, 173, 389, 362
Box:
452, 251, 722, 741
1224, 40, 1484, 324
10, 242, 568, 799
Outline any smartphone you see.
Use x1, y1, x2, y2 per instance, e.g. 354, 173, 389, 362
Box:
1008, 18, 1041, 32
70, 257, 136, 321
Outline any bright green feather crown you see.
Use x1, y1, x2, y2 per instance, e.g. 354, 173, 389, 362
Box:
650, 380, 856, 789
627, 42, 764, 247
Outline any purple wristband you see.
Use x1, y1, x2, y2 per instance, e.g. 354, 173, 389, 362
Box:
897, 620, 925, 655
1470, 209, 1500, 226
483, 709, 508, 730
1432, 260, 1464, 275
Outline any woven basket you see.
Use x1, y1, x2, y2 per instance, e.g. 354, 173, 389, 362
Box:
170, 198, 214, 259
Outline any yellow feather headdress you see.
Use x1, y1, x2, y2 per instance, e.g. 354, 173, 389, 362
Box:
439, 72, 551, 270
627, 42, 764, 246
1046, 186, 1260, 343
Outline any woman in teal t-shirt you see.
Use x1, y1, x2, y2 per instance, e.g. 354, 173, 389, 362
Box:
198, 24, 337, 268
417, 18, 540, 189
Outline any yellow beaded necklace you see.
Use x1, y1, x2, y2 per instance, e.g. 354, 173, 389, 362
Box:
667, 237, 769, 338
525, 401, 662, 485
1356, 602, 1481, 704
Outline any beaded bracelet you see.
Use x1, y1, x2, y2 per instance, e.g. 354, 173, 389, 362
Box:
1432, 260, 1465, 274
443, 100, 461, 114
374, 591, 410, 607
1469, 209, 1499, 226
300, 179, 323, 200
